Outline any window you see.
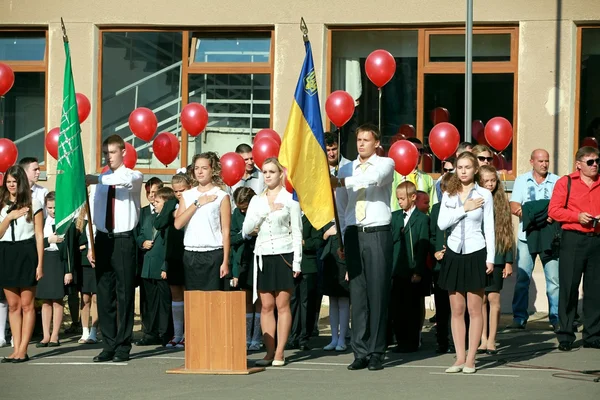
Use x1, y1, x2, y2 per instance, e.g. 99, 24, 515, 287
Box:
576, 27, 600, 148
328, 27, 518, 176
98, 30, 273, 172
0, 31, 47, 168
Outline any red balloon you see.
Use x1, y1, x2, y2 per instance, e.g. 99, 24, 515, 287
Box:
422, 153, 433, 173
282, 167, 294, 193
254, 129, 281, 146
252, 137, 280, 170
76, 93, 91, 124
365, 50, 396, 88
493, 153, 506, 170
45, 127, 60, 160
398, 124, 415, 138
429, 122, 460, 161
0, 138, 18, 173
0, 62, 15, 97
390, 133, 406, 146
220, 152, 246, 187
0, 173, 3, 186
472, 120, 485, 142
484, 117, 513, 152
430, 107, 450, 125
388, 140, 419, 176
129, 107, 157, 142
325, 91, 355, 128
375, 146, 386, 157
152, 132, 180, 166
181, 103, 208, 137
123, 143, 138, 169
581, 137, 598, 149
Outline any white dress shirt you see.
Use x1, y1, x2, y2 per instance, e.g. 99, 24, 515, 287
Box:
335, 153, 395, 235
242, 189, 303, 302
329, 155, 352, 177
0, 199, 43, 242
437, 184, 495, 264
181, 186, 228, 252
32, 183, 48, 217
43, 216, 59, 251
91, 165, 143, 234
403, 205, 415, 226
228, 167, 265, 209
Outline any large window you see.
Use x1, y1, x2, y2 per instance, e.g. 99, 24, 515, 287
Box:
0, 31, 47, 168
98, 30, 273, 173
576, 27, 600, 148
329, 27, 518, 176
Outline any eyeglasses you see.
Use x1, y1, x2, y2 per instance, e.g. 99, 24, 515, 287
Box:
584, 158, 600, 166
443, 168, 453, 173
477, 156, 494, 163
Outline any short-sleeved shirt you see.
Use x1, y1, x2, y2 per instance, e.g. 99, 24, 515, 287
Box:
0, 199, 43, 242
510, 171, 559, 241
181, 186, 228, 252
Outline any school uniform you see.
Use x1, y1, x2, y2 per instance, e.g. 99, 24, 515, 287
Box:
153, 199, 185, 286
136, 206, 171, 344
230, 207, 255, 290
135, 204, 154, 334
320, 222, 349, 298
181, 187, 228, 291
78, 220, 97, 294
429, 202, 452, 351
389, 206, 430, 351
486, 248, 514, 293
289, 215, 323, 348
437, 184, 495, 292
0, 200, 44, 290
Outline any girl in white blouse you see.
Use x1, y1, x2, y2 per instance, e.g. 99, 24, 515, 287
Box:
242, 157, 302, 367
0, 165, 44, 363
174, 152, 231, 291
437, 152, 495, 374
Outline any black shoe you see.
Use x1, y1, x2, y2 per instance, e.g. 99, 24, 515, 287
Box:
476, 348, 487, 355
435, 344, 449, 354
504, 321, 526, 331
429, 314, 437, 323
285, 341, 299, 350
12, 354, 30, 363
113, 354, 130, 362
135, 337, 161, 346
1, 357, 14, 363
36, 341, 49, 348
48, 341, 60, 347
486, 349, 499, 355
558, 341, 573, 352
93, 351, 115, 362
298, 343, 311, 351
368, 356, 384, 371
583, 340, 600, 349
347, 358, 369, 370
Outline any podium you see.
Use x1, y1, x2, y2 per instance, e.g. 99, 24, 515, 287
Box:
166, 290, 264, 375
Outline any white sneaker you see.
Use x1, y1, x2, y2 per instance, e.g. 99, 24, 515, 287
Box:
0, 339, 7, 348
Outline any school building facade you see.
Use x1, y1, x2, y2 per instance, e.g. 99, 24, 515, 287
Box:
2, 0, 599, 314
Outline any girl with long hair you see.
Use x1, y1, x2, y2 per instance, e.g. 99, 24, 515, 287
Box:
437, 152, 495, 374
0, 165, 44, 363
242, 157, 302, 367
476, 165, 514, 354
174, 152, 231, 291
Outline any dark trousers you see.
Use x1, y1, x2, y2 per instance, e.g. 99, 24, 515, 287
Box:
95, 232, 137, 356
557, 231, 600, 344
389, 276, 423, 350
141, 278, 172, 341
289, 272, 318, 345
345, 227, 393, 359
432, 271, 451, 348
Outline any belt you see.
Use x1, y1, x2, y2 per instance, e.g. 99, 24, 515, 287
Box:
565, 230, 600, 237
98, 230, 134, 239
350, 224, 391, 233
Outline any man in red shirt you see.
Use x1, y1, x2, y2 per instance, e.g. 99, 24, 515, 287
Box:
548, 146, 600, 351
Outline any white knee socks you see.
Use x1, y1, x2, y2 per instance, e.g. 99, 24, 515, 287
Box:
0, 301, 7, 344
338, 297, 350, 347
172, 301, 184, 341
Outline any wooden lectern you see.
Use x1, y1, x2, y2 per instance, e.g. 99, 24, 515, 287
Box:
166, 290, 264, 375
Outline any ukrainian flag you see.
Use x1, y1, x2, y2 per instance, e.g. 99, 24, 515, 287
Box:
279, 41, 334, 230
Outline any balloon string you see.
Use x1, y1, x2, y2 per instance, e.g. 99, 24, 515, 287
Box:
378, 88, 382, 133
337, 127, 341, 169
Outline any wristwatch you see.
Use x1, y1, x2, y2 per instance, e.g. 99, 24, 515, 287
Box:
193, 199, 200, 208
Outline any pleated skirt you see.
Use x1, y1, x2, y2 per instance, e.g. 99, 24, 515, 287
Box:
0, 238, 38, 289
438, 247, 489, 292
36, 251, 65, 300
256, 253, 295, 292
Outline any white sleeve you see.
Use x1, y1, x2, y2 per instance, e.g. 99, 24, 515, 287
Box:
344, 158, 395, 189
241, 196, 268, 236
99, 169, 143, 192
289, 199, 303, 272
437, 193, 467, 230
483, 191, 496, 264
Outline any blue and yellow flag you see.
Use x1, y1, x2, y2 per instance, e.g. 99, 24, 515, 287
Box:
279, 41, 334, 230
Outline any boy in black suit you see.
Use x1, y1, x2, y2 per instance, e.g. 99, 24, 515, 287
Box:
389, 181, 430, 353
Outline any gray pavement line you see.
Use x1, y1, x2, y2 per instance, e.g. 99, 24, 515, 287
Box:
429, 372, 520, 378
299, 361, 556, 373
267, 367, 334, 371
28, 362, 129, 366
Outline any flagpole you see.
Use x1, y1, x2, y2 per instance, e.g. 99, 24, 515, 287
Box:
300, 18, 344, 251
61, 18, 95, 260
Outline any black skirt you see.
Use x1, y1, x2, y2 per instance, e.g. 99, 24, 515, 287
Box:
0, 238, 38, 288
257, 253, 295, 293
81, 266, 97, 294
322, 253, 349, 298
183, 248, 224, 291
485, 265, 505, 293
37, 251, 66, 300
438, 247, 489, 292
166, 258, 185, 286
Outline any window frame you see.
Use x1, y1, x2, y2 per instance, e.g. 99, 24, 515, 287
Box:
326, 25, 519, 179
574, 25, 600, 151
0, 28, 48, 171
96, 27, 274, 174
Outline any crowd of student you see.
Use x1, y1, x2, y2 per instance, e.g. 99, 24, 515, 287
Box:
0, 127, 598, 373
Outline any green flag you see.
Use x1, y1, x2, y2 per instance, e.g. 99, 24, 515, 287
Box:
55, 41, 87, 235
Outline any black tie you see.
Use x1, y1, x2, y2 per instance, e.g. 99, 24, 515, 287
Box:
106, 185, 115, 233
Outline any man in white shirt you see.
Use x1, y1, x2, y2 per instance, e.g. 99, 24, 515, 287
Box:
332, 123, 395, 372
19, 157, 48, 211
85, 135, 143, 363
325, 132, 351, 177
228, 143, 264, 198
